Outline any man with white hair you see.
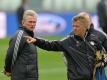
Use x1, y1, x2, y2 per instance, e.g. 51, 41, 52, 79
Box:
4, 10, 38, 80
25, 12, 107, 80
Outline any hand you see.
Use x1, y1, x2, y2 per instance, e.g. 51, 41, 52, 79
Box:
3, 70, 11, 77
24, 36, 36, 44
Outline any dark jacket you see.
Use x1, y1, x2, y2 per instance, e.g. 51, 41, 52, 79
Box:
4, 27, 38, 80
97, 0, 107, 34
34, 27, 107, 80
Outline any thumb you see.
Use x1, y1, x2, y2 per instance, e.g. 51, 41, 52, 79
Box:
27, 38, 33, 43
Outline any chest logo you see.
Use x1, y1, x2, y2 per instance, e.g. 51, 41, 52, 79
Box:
90, 41, 95, 46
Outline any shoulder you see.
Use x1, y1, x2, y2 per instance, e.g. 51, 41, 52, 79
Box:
60, 33, 74, 44
92, 29, 106, 37
90, 29, 107, 42
11, 29, 25, 41
61, 32, 74, 40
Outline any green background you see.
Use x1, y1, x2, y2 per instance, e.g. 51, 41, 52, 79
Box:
0, 36, 67, 80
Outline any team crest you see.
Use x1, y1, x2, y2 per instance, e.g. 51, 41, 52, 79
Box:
90, 41, 95, 46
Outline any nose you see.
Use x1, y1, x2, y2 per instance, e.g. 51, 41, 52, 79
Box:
31, 21, 36, 26
31, 23, 34, 26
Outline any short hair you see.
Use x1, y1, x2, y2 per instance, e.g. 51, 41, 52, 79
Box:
72, 12, 92, 29
23, 10, 38, 20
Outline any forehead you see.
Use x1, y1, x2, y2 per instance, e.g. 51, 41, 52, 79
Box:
73, 16, 86, 22
25, 15, 36, 20
73, 21, 86, 29
73, 20, 82, 25
73, 17, 88, 27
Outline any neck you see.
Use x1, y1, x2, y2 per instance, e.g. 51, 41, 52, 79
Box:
80, 30, 88, 40
83, 30, 88, 40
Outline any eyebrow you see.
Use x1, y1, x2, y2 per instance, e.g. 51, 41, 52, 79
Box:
28, 21, 36, 23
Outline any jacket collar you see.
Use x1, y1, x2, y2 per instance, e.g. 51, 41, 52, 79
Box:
73, 24, 94, 41
19, 26, 34, 37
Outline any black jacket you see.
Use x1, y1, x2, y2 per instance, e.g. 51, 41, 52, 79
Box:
34, 27, 107, 80
4, 27, 38, 80
97, 0, 107, 34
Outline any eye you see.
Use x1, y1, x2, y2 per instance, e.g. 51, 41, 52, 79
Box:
28, 21, 36, 23
73, 25, 79, 28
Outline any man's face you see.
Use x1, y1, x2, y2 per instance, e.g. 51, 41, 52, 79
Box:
22, 15, 36, 31
73, 21, 87, 38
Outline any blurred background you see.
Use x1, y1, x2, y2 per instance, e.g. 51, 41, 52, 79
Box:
0, 0, 102, 38
0, 0, 106, 80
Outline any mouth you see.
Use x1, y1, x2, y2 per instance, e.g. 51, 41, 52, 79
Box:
29, 27, 35, 31
30, 26, 35, 29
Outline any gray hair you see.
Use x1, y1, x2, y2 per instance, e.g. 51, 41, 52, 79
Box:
23, 10, 37, 20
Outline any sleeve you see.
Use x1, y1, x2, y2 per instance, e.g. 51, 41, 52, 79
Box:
4, 30, 25, 73
102, 35, 107, 52
34, 37, 69, 51
97, 2, 106, 28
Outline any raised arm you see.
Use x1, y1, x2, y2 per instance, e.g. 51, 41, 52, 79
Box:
25, 36, 68, 51
34, 38, 64, 51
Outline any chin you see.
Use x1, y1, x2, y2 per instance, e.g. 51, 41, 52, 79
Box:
29, 29, 34, 31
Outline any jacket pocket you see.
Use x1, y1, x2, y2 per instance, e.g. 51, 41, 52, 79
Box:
26, 64, 38, 78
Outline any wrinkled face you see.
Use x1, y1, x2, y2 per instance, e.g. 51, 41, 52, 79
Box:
73, 21, 87, 38
22, 15, 37, 31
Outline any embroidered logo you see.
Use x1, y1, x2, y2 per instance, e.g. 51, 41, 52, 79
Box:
90, 41, 95, 46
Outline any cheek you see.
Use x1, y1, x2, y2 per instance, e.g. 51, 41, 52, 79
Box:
74, 28, 80, 34
79, 28, 86, 35
24, 23, 30, 28
24, 22, 29, 26
76, 28, 82, 34
76, 28, 81, 32
33, 23, 36, 26
79, 28, 83, 32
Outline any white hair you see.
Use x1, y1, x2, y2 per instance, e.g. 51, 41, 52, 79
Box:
23, 10, 38, 20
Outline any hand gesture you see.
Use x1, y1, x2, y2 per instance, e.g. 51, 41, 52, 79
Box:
3, 70, 11, 77
24, 36, 36, 44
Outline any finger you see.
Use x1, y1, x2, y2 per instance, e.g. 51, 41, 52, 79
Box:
27, 39, 32, 43
6, 72, 11, 76
23, 36, 29, 38
32, 38, 36, 43
24, 36, 33, 39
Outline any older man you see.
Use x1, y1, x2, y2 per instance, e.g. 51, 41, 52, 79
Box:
4, 10, 38, 80
26, 12, 107, 80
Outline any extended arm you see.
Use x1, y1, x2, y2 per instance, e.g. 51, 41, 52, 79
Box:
25, 36, 69, 51
34, 38, 64, 51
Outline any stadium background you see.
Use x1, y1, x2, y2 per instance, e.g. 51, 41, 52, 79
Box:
0, 0, 105, 80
